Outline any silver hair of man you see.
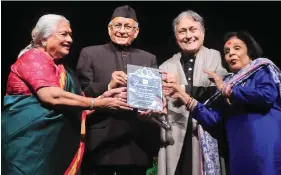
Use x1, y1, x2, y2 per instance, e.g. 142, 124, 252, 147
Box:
172, 10, 205, 35
18, 14, 70, 58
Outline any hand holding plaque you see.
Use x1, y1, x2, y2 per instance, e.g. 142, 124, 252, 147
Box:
108, 71, 128, 89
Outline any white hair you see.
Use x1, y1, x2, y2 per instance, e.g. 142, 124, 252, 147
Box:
18, 14, 69, 58
172, 10, 205, 36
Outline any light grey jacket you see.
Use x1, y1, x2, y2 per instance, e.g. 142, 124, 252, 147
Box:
158, 46, 228, 175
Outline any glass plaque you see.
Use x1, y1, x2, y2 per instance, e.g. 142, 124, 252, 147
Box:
127, 64, 163, 111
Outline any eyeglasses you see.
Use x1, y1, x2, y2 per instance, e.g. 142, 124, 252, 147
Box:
110, 24, 137, 32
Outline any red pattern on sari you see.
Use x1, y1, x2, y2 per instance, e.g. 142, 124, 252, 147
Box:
6, 49, 62, 95
64, 111, 86, 175
6, 48, 86, 174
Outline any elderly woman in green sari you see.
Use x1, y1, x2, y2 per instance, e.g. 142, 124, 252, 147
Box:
2, 14, 132, 175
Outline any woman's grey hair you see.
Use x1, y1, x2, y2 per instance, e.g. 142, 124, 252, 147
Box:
172, 10, 205, 35
18, 14, 69, 58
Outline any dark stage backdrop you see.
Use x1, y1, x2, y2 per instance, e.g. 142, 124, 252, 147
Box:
2, 1, 281, 103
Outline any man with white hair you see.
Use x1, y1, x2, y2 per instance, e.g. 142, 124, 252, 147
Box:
76, 5, 161, 175
158, 10, 228, 175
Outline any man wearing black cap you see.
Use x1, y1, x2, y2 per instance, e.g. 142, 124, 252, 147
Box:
76, 5, 160, 175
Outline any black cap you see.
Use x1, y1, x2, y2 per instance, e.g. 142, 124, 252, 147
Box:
111, 5, 138, 22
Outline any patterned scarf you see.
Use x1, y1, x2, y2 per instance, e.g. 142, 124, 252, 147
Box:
198, 58, 281, 175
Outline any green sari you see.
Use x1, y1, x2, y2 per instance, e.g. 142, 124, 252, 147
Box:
2, 67, 86, 175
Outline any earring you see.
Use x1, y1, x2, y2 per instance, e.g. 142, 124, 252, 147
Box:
42, 42, 47, 48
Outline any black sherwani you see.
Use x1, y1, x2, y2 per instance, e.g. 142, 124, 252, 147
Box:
76, 42, 160, 170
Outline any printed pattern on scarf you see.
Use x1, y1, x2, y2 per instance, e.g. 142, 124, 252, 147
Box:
199, 58, 281, 175
198, 126, 221, 175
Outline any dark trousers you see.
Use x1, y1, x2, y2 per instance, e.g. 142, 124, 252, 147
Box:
82, 165, 147, 175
